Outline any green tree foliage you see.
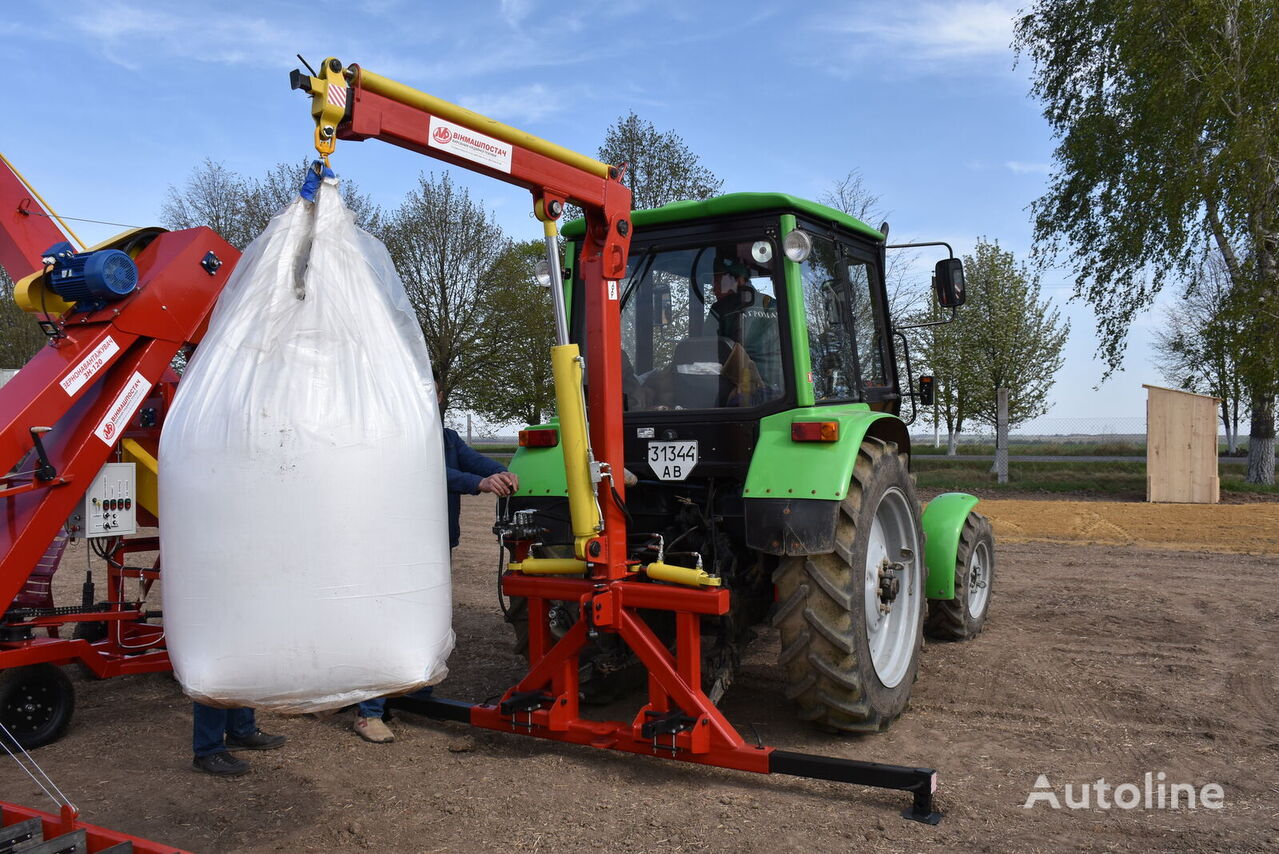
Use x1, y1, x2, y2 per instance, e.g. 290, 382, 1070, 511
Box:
1015, 0, 1278, 483
1151, 253, 1248, 452
963, 240, 1070, 429
468, 240, 557, 427
0, 267, 46, 369
597, 112, 722, 210
912, 240, 1069, 451
912, 300, 978, 454
378, 172, 511, 415
161, 159, 381, 250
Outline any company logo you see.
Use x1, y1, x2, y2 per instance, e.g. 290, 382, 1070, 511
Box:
432, 126, 452, 144
1023, 773, 1225, 811
102, 422, 116, 440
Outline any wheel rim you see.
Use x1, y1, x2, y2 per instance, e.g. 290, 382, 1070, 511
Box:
862, 486, 922, 689
966, 539, 991, 620
1, 678, 59, 739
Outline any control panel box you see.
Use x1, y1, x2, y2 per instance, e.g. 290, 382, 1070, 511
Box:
72, 462, 137, 539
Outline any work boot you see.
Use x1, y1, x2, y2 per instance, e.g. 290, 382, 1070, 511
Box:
354, 715, 394, 743
192, 751, 249, 777
225, 729, 287, 751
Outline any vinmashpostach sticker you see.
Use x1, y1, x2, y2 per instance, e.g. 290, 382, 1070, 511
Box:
1023, 773, 1225, 811
427, 117, 513, 173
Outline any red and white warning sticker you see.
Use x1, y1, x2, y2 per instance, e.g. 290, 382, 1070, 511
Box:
93, 370, 150, 445
60, 336, 120, 396
427, 117, 513, 174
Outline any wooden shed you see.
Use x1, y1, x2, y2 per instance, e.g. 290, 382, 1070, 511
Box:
1144, 385, 1220, 503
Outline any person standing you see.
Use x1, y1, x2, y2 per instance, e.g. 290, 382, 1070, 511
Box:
192, 702, 286, 776
354, 386, 518, 744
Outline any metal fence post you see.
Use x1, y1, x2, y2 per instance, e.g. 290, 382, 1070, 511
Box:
995, 388, 1008, 484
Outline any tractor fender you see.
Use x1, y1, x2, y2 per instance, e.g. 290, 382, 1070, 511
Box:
743, 405, 906, 555
921, 492, 981, 600
507, 420, 568, 497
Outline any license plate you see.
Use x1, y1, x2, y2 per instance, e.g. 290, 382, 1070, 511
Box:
647, 440, 698, 481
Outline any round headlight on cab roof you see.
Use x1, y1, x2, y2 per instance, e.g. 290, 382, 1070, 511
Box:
783, 230, 813, 263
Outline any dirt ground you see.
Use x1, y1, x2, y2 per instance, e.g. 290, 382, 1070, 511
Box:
2, 494, 1277, 853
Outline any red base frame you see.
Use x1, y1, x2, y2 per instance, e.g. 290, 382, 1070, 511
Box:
390, 569, 941, 822
1, 801, 189, 853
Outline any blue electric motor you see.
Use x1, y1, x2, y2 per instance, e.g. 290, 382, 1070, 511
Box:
42, 241, 138, 309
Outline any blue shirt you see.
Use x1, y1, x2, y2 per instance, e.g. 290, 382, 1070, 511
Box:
443, 427, 506, 548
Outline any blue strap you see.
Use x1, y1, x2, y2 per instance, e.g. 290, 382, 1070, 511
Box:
299, 160, 337, 202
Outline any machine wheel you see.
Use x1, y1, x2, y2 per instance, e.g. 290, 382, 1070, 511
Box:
925, 512, 994, 641
0, 664, 75, 750
772, 437, 925, 732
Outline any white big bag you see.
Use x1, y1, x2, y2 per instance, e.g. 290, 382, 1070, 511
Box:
159, 175, 453, 712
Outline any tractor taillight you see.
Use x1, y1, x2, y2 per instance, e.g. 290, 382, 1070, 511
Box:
791, 421, 839, 442
519, 429, 559, 448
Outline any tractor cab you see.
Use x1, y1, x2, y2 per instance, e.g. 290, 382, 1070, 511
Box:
562, 193, 903, 483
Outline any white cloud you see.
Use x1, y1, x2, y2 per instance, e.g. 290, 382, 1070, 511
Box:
816, 2, 1020, 75
499, 0, 535, 28
1005, 161, 1050, 174
70, 2, 298, 69
841, 2, 1017, 58
457, 84, 564, 125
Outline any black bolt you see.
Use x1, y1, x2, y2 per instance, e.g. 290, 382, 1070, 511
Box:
616, 220, 630, 236
328, 58, 342, 73
547, 200, 563, 217
588, 541, 601, 558
608, 166, 619, 178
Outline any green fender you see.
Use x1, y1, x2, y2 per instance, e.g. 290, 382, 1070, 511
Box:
922, 492, 980, 600
507, 420, 568, 497
742, 404, 905, 500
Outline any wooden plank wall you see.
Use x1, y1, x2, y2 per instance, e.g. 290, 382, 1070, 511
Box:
1144, 385, 1220, 503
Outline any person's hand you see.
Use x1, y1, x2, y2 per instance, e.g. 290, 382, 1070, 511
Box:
478, 472, 519, 496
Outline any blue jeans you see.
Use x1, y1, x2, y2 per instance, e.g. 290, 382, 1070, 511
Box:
356, 685, 434, 719
192, 703, 255, 757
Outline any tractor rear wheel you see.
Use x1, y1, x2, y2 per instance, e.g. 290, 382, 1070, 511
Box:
925, 512, 994, 641
772, 437, 925, 732
0, 664, 75, 750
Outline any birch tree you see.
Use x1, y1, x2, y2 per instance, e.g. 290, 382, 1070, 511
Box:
1015, 0, 1279, 483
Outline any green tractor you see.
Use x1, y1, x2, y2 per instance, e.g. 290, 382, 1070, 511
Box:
506, 193, 994, 732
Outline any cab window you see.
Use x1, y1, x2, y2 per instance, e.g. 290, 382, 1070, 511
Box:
619, 239, 785, 411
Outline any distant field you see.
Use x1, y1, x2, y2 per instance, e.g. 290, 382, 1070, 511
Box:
912, 457, 1277, 498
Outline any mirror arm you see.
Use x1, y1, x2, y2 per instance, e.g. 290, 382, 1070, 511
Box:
894, 305, 958, 332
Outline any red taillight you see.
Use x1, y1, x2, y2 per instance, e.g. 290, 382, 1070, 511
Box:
791, 421, 839, 442
519, 429, 559, 448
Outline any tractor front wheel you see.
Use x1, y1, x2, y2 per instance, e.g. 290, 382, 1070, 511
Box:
0, 664, 75, 750
925, 512, 995, 641
772, 437, 925, 732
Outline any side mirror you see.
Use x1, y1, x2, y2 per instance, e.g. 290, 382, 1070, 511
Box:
919, 375, 935, 407
933, 259, 966, 308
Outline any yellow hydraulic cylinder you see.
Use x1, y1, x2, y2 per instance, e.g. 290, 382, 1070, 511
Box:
644, 562, 723, 588
552, 343, 601, 559
508, 558, 589, 576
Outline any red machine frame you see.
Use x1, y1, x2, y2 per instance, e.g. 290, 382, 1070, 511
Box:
0, 155, 236, 683
299, 60, 941, 822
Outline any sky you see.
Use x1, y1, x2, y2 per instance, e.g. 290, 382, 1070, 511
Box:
1, 0, 1176, 429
